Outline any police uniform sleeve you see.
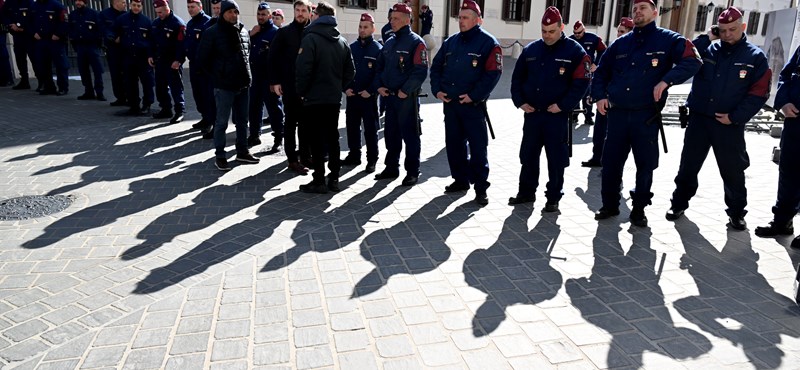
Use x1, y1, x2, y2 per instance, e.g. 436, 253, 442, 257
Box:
343, 43, 355, 90
400, 40, 428, 95
662, 36, 702, 87
428, 36, 447, 97
467, 43, 502, 102
370, 46, 385, 93
691, 34, 712, 59
175, 24, 187, 63
558, 50, 591, 111
728, 54, 772, 125
774, 45, 800, 110
510, 45, 528, 108
55, 6, 67, 39
590, 42, 614, 102
295, 35, 315, 97
595, 38, 607, 63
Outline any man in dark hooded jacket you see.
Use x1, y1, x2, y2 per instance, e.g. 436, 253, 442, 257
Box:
295, 1, 354, 194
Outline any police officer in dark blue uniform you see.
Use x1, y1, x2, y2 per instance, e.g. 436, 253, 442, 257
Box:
591, 0, 701, 226
185, 0, 215, 133
419, 4, 432, 37
380, 8, 392, 43
99, 0, 127, 106
373, 2, 427, 186
2, 0, 36, 90
149, 0, 186, 124
69, 0, 104, 100
343, 12, 381, 173
755, 47, 800, 246
31, 0, 69, 95
666, 7, 771, 230
430, 0, 501, 206
509, 6, 590, 210
248, 1, 282, 149
113, 0, 154, 115
570, 20, 606, 126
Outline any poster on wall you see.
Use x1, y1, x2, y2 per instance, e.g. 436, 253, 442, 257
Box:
762, 8, 800, 108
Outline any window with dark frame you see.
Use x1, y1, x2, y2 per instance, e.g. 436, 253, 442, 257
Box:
762, 13, 770, 36
582, 0, 605, 26
712, 6, 724, 25
337, 0, 377, 9
614, 0, 633, 25
500, 0, 531, 22
746, 11, 760, 35
694, 4, 708, 32
546, 0, 571, 23
452, 0, 487, 17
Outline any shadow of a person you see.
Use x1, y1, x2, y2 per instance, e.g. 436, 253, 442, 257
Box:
565, 223, 711, 368
673, 219, 800, 369
463, 208, 563, 336
575, 168, 603, 211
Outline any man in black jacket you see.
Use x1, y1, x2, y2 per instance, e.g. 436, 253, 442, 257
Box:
295, 1, 355, 193
267, 0, 312, 175
197, 0, 258, 171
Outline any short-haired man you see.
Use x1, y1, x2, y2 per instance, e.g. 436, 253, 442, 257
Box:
508, 6, 590, 210
113, 0, 154, 115
31, 0, 70, 95
591, 0, 702, 226
149, 0, 187, 124
295, 1, 355, 193
271, 8, 284, 27
99, 0, 128, 106
185, 0, 215, 134
570, 20, 606, 126
666, 7, 771, 230
430, 0, 502, 206
198, 0, 259, 171
69, 0, 105, 101
248, 1, 283, 150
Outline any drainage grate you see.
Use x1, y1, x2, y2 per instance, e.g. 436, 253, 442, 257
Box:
0, 195, 76, 221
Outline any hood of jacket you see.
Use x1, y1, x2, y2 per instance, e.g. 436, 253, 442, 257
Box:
304, 15, 340, 41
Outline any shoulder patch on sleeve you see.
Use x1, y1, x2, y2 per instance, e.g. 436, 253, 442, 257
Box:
413, 43, 427, 66
485, 45, 502, 71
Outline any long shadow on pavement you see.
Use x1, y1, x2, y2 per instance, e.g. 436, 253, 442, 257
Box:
463, 208, 563, 336
565, 223, 711, 368
673, 219, 800, 369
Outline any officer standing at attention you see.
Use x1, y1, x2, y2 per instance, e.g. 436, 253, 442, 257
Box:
342, 13, 381, 173
508, 6, 589, 210
185, 0, 215, 134
591, 0, 701, 226
113, 0, 154, 115
99, 0, 127, 106
3, 0, 36, 90
69, 0, 105, 101
31, 0, 69, 95
373, 2, 427, 187
570, 20, 606, 125
430, 0, 501, 206
248, 1, 283, 150
581, 16, 634, 168
419, 3, 432, 37
754, 46, 800, 247
380, 8, 392, 43
666, 7, 771, 230
149, 0, 186, 124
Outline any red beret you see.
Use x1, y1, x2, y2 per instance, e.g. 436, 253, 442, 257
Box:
187, 0, 201, 4
574, 20, 584, 30
392, 3, 411, 15
131, 0, 142, 3
153, 0, 168, 8
461, 0, 481, 17
718, 7, 743, 24
619, 17, 634, 29
542, 6, 562, 26
633, 0, 655, 6
360, 13, 374, 23
272, 9, 284, 16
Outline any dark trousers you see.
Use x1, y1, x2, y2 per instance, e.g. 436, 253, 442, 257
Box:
0, 33, 12, 84
581, 93, 594, 120
306, 104, 341, 183
771, 118, 800, 224
283, 94, 310, 163
518, 111, 569, 201
188, 61, 215, 123
33, 39, 69, 91
345, 94, 379, 163
11, 32, 33, 79
75, 44, 104, 95
124, 54, 154, 107
383, 94, 420, 175
248, 77, 284, 139
213, 87, 249, 158
601, 108, 660, 209
671, 114, 749, 217
444, 102, 489, 192
155, 62, 185, 112
590, 111, 608, 161
106, 45, 125, 101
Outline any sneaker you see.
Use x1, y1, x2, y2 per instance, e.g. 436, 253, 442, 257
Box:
755, 221, 794, 237
288, 162, 309, 175
374, 170, 399, 180
236, 152, 260, 164
475, 191, 489, 206
508, 194, 535, 205
341, 155, 362, 166
364, 161, 376, 174
727, 215, 747, 231
594, 207, 620, 220
401, 174, 419, 186
630, 207, 648, 227
792, 235, 800, 249
665, 207, 686, 221
215, 157, 231, 171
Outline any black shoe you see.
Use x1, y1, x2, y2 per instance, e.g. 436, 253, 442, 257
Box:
56, 90, 68, 96
475, 191, 489, 206
543, 202, 559, 212
12, 80, 30, 90
201, 130, 214, 140
585, 117, 594, 125
96, 94, 107, 102
374, 170, 399, 180
39, 88, 57, 95
630, 207, 648, 227
300, 181, 328, 194
235, 152, 260, 164
300, 157, 313, 168
401, 174, 419, 186
792, 236, 800, 249
327, 177, 340, 192
444, 181, 470, 193
77, 93, 95, 100
247, 136, 261, 147
594, 207, 620, 220
215, 157, 231, 171
152, 109, 173, 119
110, 99, 127, 106
192, 120, 207, 129
140, 105, 151, 115
364, 162, 376, 174
342, 155, 362, 166
170, 112, 184, 124
727, 215, 747, 231
755, 221, 794, 237
126, 106, 142, 116
665, 207, 685, 221
508, 194, 535, 205
581, 159, 601, 168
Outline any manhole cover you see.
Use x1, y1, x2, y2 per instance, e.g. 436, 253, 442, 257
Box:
0, 195, 76, 221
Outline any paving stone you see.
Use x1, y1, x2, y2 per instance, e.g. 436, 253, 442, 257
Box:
255, 307, 288, 325
417, 342, 461, 366
41, 322, 88, 345
462, 347, 512, 370
292, 309, 326, 328
407, 323, 449, 345
375, 336, 415, 358
164, 354, 206, 370
539, 340, 583, 364
333, 330, 371, 352
141, 311, 179, 329
218, 304, 251, 321
211, 339, 249, 361
43, 335, 93, 361
330, 312, 365, 331
36, 359, 81, 370
338, 351, 379, 369
382, 357, 424, 370
254, 324, 289, 344
295, 346, 334, 369
176, 316, 214, 335
294, 326, 330, 348
169, 334, 210, 355
0, 339, 49, 362
122, 347, 167, 370
132, 328, 172, 349
368, 317, 407, 338
214, 320, 251, 340
42, 305, 88, 326
4, 319, 49, 343
81, 346, 127, 368
254, 343, 291, 365
492, 334, 537, 357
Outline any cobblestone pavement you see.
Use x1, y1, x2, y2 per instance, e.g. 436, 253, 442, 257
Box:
0, 71, 799, 370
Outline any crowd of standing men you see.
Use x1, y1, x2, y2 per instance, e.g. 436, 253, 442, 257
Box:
0, 0, 797, 247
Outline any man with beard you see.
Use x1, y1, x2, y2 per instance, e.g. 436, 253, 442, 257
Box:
185, 0, 215, 134
99, 0, 127, 106
248, 1, 283, 150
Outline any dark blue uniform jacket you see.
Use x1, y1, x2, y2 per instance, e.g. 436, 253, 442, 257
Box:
347, 35, 381, 94
430, 25, 501, 103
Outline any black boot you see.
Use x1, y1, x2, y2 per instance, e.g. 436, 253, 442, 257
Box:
12, 78, 30, 90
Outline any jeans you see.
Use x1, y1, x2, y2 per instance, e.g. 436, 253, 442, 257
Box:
213, 88, 250, 158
